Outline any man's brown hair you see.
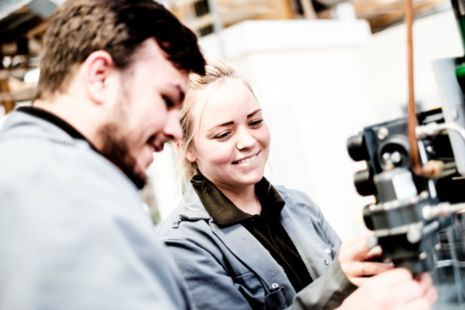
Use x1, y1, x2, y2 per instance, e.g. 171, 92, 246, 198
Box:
37, 0, 206, 99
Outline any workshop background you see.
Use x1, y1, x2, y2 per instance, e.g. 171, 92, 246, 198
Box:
0, 0, 461, 240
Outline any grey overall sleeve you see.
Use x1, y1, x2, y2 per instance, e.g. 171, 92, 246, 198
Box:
0, 142, 189, 310
287, 190, 357, 310
289, 259, 356, 310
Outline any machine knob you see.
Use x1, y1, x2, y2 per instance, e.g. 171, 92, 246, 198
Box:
363, 204, 374, 231
347, 134, 369, 162
354, 169, 377, 196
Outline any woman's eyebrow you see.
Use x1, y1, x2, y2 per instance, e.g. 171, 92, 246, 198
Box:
247, 109, 262, 118
207, 109, 262, 133
207, 121, 234, 133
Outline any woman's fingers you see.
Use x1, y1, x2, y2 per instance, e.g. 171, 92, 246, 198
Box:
401, 299, 432, 310
415, 273, 438, 305
368, 268, 413, 286
391, 280, 424, 304
337, 269, 436, 310
339, 232, 374, 263
343, 261, 393, 278
365, 245, 383, 260
416, 273, 434, 294
422, 286, 439, 305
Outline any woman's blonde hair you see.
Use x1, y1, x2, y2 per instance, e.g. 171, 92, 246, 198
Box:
175, 59, 255, 190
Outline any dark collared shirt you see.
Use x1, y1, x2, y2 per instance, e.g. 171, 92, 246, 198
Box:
17, 106, 99, 152
191, 173, 313, 293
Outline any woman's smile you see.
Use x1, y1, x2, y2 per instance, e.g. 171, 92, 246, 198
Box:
232, 151, 261, 165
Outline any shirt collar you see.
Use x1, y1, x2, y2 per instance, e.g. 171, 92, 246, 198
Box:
17, 106, 99, 153
191, 172, 285, 227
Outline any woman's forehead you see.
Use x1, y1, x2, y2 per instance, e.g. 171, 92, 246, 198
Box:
194, 78, 259, 126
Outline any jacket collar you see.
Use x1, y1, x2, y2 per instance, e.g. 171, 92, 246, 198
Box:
1, 110, 77, 145
16, 106, 99, 152
177, 184, 211, 220
189, 172, 285, 226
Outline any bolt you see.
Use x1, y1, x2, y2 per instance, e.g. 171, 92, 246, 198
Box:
378, 127, 389, 140
409, 196, 419, 205
367, 236, 378, 248
407, 226, 422, 243
418, 252, 427, 260
420, 191, 429, 199
382, 153, 395, 171
391, 151, 402, 164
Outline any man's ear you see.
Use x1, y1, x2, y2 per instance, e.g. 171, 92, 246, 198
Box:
83, 51, 114, 104
177, 141, 198, 163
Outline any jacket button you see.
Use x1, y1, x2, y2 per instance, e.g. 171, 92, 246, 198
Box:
272, 283, 279, 288
323, 259, 329, 265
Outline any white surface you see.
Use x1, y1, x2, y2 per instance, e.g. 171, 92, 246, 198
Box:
360, 9, 463, 121
0, 106, 7, 130
199, 19, 372, 59
146, 144, 181, 222
24, 68, 40, 83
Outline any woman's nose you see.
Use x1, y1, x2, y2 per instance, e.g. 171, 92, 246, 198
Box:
236, 127, 256, 151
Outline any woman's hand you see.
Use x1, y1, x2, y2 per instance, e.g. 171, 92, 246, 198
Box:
338, 232, 393, 286
336, 269, 438, 310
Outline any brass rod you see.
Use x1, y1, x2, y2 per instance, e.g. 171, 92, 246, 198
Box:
404, 0, 423, 175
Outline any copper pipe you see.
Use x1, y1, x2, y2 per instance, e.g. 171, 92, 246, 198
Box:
404, 0, 423, 176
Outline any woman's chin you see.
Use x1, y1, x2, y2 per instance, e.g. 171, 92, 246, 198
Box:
234, 171, 264, 187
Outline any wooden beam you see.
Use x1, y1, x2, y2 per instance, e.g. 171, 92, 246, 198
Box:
27, 19, 51, 39
0, 86, 36, 106
184, 13, 214, 31
300, 0, 317, 19
0, 80, 15, 113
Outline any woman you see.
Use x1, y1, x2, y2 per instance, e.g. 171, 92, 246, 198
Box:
158, 60, 435, 310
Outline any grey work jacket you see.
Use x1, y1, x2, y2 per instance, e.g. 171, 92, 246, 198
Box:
0, 111, 191, 310
159, 184, 356, 310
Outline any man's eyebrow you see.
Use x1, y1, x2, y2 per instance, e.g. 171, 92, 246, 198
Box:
177, 85, 185, 103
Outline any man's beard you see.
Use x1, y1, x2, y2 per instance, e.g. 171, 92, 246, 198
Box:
97, 122, 147, 190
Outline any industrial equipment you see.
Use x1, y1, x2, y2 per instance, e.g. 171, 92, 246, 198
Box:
348, 0, 465, 304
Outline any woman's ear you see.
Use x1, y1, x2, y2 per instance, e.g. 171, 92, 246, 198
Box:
185, 149, 198, 163
177, 141, 198, 163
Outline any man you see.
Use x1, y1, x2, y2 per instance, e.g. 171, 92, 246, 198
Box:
0, 0, 437, 309
0, 0, 204, 309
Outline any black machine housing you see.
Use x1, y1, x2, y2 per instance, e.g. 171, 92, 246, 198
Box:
348, 109, 465, 274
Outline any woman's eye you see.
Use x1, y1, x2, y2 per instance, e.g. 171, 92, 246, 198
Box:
250, 119, 263, 128
214, 132, 231, 140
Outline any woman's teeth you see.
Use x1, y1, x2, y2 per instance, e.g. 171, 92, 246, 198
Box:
237, 154, 257, 164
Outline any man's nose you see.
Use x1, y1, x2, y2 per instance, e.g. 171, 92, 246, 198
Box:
163, 110, 183, 142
